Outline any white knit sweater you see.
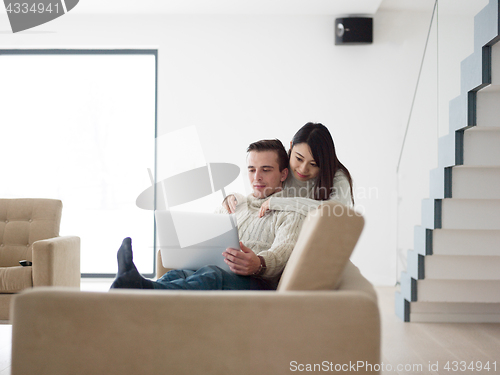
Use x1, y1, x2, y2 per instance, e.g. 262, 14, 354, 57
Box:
217, 192, 306, 286
267, 170, 353, 216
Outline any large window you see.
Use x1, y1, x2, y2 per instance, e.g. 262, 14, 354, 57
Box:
0, 50, 157, 276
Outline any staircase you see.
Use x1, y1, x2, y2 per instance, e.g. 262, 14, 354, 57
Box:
395, 0, 500, 323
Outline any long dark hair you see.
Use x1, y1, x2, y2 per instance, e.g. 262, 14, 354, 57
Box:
290, 122, 354, 204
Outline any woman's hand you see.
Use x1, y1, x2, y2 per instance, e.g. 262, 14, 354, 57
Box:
258, 199, 271, 218
222, 195, 237, 213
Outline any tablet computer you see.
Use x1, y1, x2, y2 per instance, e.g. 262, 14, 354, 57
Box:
155, 210, 239, 271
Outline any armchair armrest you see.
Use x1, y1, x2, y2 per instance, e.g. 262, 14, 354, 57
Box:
32, 236, 80, 288
11, 288, 380, 375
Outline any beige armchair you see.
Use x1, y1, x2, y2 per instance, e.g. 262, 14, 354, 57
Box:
0, 198, 80, 320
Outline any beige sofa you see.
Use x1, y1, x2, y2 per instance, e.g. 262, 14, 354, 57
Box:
10, 201, 380, 375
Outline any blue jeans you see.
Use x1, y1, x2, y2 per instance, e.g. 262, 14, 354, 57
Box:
153, 265, 274, 290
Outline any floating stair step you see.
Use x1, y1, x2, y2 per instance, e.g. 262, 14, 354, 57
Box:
433, 229, 500, 256
422, 198, 500, 230
452, 165, 500, 199
411, 313, 500, 323
441, 199, 500, 230
400, 271, 417, 302
464, 127, 500, 166
410, 301, 500, 323
473, 0, 499, 53
425, 255, 500, 280
439, 127, 500, 168
412, 301, 500, 315
491, 36, 500, 85
414, 226, 500, 256
460, 52, 483, 95
417, 279, 500, 303
429, 167, 445, 199
406, 249, 424, 280
421, 198, 441, 229
407, 246, 500, 280
414, 226, 432, 255
438, 132, 456, 168
427, 165, 499, 199
395, 291, 410, 322
457, 0, 499, 94
477, 86, 500, 127
448, 94, 467, 134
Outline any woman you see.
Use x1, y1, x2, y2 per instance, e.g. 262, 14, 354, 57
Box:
260, 122, 354, 217
225, 122, 354, 216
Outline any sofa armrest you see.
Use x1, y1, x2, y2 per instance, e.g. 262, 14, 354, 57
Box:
156, 249, 172, 280
32, 236, 80, 288
11, 288, 380, 375
338, 261, 378, 304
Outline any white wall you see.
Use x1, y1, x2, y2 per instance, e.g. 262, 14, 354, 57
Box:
0, 7, 434, 285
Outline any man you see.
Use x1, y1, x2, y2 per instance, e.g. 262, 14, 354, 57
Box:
111, 139, 306, 291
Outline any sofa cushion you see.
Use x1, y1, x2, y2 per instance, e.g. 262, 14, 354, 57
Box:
0, 266, 33, 293
0, 199, 62, 267
277, 201, 364, 291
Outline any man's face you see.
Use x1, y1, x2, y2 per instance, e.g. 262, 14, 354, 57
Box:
247, 150, 288, 199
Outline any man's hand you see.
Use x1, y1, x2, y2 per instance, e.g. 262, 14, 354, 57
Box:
222, 241, 261, 275
222, 195, 237, 214
258, 199, 271, 218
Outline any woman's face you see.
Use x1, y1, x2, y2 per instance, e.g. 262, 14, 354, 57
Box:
289, 142, 320, 182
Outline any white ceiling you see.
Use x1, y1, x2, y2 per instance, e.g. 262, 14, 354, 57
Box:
71, 0, 384, 15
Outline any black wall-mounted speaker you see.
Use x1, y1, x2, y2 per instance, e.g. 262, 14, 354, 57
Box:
335, 17, 373, 45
